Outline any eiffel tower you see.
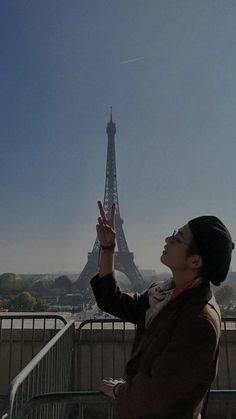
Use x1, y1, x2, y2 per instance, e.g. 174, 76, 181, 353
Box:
78, 110, 144, 290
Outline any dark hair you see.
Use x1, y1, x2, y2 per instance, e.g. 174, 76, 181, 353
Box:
186, 238, 207, 279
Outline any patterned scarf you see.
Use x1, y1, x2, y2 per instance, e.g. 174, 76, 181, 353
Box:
145, 276, 203, 328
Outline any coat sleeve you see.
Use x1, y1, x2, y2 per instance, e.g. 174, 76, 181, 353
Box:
90, 272, 149, 324
116, 315, 219, 417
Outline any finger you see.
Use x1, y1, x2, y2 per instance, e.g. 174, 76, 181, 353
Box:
97, 201, 107, 222
100, 381, 109, 390
100, 381, 109, 387
98, 217, 103, 225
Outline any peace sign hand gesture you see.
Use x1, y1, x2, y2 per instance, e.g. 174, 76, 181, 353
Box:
96, 201, 116, 249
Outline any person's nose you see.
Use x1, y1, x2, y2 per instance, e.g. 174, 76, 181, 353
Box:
165, 236, 172, 244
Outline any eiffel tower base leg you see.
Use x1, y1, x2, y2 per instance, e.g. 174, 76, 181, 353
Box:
78, 251, 144, 292
115, 252, 144, 291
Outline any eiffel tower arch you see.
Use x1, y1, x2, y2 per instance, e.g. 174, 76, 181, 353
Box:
78, 110, 144, 291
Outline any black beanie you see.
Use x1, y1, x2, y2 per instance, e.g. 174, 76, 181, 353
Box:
188, 216, 234, 286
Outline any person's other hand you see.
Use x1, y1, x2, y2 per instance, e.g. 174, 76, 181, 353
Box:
100, 377, 125, 399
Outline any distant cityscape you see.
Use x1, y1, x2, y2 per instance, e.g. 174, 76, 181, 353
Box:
0, 269, 160, 318
4, 269, 158, 285
0, 270, 235, 318
6, 269, 236, 285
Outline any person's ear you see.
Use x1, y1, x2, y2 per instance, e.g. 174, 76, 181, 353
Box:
190, 255, 203, 270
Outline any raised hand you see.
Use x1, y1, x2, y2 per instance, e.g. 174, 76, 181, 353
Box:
96, 201, 116, 248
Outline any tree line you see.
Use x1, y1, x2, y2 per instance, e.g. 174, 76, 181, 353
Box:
0, 273, 94, 312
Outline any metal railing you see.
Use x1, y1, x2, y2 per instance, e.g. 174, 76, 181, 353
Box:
2, 389, 236, 419
9, 391, 114, 419
206, 390, 236, 418
75, 319, 136, 391
2, 316, 236, 418
73, 318, 236, 418
74, 318, 236, 391
217, 318, 236, 389
1, 319, 74, 419
0, 313, 67, 395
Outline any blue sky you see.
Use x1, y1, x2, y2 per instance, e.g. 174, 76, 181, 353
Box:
0, 0, 236, 274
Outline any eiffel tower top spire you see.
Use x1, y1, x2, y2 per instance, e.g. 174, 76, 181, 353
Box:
106, 106, 116, 136
104, 109, 119, 217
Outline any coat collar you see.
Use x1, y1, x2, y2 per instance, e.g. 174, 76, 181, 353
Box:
130, 280, 212, 360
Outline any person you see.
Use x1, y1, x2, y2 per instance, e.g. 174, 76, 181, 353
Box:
90, 201, 234, 419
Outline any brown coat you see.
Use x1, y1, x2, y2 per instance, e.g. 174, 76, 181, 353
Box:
90, 273, 221, 419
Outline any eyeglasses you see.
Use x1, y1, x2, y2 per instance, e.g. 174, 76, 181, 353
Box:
171, 230, 189, 246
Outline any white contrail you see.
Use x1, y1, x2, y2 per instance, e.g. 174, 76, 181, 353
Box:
120, 55, 147, 65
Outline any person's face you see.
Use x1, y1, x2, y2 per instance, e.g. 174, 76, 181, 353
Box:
160, 224, 199, 271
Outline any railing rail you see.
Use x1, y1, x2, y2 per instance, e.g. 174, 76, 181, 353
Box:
209, 389, 236, 400
2, 389, 236, 419
2, 320, 74, 419
9, 391, 112, 419
0, 313, 67, 323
